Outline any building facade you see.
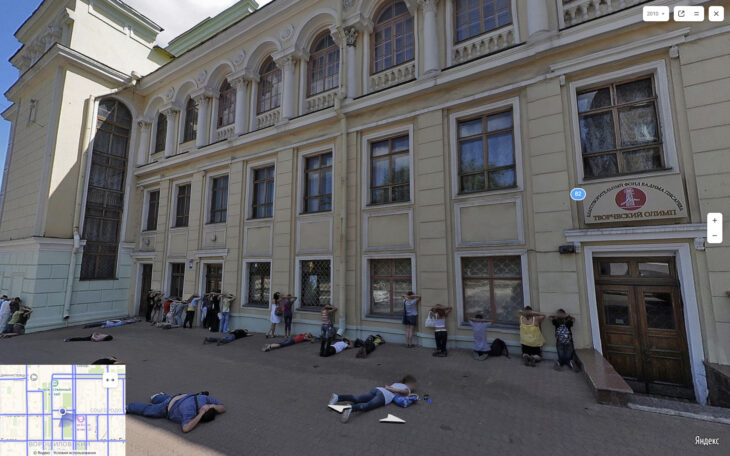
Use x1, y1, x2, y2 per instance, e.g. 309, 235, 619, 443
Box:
1, 0, 729, 404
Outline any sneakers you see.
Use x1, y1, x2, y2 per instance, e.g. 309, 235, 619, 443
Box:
262, 344, 272, 352
150, 392, 165, 402
328, 394, 339, 406
522, 354, 531, 366
340, 407, 352, 423
553, 360, 562, 371
570, 360, 580, 372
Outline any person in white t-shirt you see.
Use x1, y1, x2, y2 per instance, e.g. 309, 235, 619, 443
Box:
320, 338, 353, 357
329, 375, 417, 423
0, 296, 11, 333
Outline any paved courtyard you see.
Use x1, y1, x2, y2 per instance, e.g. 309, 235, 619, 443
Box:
1, 323, 728, 456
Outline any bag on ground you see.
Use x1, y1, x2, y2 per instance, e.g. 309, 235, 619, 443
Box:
488, 338, 510, 358
393, 394, 419, 408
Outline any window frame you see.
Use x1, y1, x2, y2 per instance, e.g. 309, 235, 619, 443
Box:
453, 0, 513, 44
368, 257, 414, 318
172, 182, 192, 228
257, 57, 282, 115
454, 249, 530, 329
242, 259, 272, 308
208, 174, 229, 225
198, 260, 224, 296
361, 253, 416, 322
154, 112, 167, 153
167, 262, 186, 300
303, 151, 334, 214
250, 165, 275, 220
449, 97, 523, 200
308, 32, 341, 97
144, 189, 160, 232
568, 61, 678, 184
361, 125, 414, 209
295, 256, 333, 312
371, 0, 415, 75
217, 79, 236, 128
182, 97, 198, 143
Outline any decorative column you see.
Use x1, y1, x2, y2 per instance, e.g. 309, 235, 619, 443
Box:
230, 75, 250, 136
277, 55, 297, 120
136, 119, 152, 165
161, 106, 179, 158
344, 27, 359, 99
419, 0, 440, 75
193, 92, 211, 149
527, 0, 550, 40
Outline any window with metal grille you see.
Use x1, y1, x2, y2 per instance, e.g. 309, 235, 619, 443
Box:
209, 176, 228, 224
257, 57, 281, 114
154, 112, 166, 153
308, 32, 340, 96
246, 262, 271, 307
175, 184, 191, 227
372, 1, 414, 74
169, 263, 185, 300
457, 109, 516, 193
577, 76, 663, 178
370, 135, 410, 205
145, 190, 159, 231
304, 152, 333, 213
252, 166, 274, 219
461, 256, 523, 324
300, 260, 331, 309
218, 79, 236, 127
205, 264, 223, 294
183, 98, 198, 143
369, 258, 412, 317
455, 0, 512, 43
80, 99, 131, 280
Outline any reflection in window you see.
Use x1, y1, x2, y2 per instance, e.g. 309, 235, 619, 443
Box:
258, 57, 281, 114
638, 262, 671, 278
218, 79, 236, 127
577, 77, 662, 178
370, 135, 410, 205
169, 263, 185, 299
247, 262, 271, 307
603, 290, 630, 326
309, 33, 340, 96
252, 166, 275, 219
643, 292, 674, 329
209, 176, 228, 224
461, 256, 522, 324
455, 0, 512, 43
372, 1, 414, 74
304, 152, 333, 213
599, 262, 629, 276
300, 260, 331, 308
183, 98, 198, 143
370, 259, 412, 316
457, 110, 515, 193
154, 113, 166, 153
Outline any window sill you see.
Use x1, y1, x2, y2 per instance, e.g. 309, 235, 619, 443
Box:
298, 210, 334, 217
170, 226, 189, 231
363, 201, 413, 211
363, 314, 401, 322
247, 216, 273, 222
205, 222, 227, 227
453, 186, 522, 200
457, 322, 519, 332
579, 168, 676, 185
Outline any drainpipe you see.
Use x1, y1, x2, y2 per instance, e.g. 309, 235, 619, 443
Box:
334, 2, 348, 336
63, 95, 95, 320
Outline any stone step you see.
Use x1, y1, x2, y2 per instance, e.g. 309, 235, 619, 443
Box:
575, 348, 633, 406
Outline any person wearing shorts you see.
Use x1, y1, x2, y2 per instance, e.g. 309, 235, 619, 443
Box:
401, 291, 421, 348
262, 332, 313, 351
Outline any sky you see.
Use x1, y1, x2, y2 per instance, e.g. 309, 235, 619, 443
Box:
0, 0, 273, 189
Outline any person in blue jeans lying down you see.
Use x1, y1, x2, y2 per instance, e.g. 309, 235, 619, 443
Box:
328, 375, 416, 423
127, 391, 226, 433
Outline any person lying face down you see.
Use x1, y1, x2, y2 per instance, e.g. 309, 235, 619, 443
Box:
127, 391, 226, 433
329, 375, 417, 423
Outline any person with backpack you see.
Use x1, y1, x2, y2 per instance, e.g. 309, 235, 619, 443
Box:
329, 375, 417, 423
549, 309, 579, 371
401, 291, 421, 348
355, 334, 386, 358
127, 391, 226, 433
430, 304, 452, 357
266, 292, 282, 338
518, 307, 545, 367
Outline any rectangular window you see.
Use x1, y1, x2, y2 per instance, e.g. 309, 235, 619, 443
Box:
457, 109, 516, 193
461, 256, 523, 324
175, 184, 191, 228
209, 176, 229, 224
577, 76, 663, 179
252, 166, 275, 219
299, 259, 331, 309
304, 152, 333, 213
455, 0, 512, 43
370, 135, 410, 205
369, 258, 412, 317
169, 263, 185, 300
246, 262, 271, 307
205, 264, 222, 294
145, 190, 159, 231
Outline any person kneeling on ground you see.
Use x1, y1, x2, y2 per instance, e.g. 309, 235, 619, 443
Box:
518, 307, 545, 367
65, 332, 113, 342
469, 314, 492, 360
329, 375, 417, 423
262, 332, 314, 351
0, 306, 32, 337
549, 309, 579, 371
203, 329, 251, 346
355, 334, 385, 358
320, 338, 352, 357
127, 391, 226, 433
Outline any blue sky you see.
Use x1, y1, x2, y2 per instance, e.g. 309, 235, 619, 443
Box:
0, 0, 273, 189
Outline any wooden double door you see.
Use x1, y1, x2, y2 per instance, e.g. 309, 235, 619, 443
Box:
594, 257, 693, 399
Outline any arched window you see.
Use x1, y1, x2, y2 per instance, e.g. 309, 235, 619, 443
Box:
372, 0, 414, 74
308, 32, 340, 96
81, 99, 131, 280
455, 0, 512, 43
257, 57, 281, 114
154, 112, 166, 153
183, 97, 198, 143
218, 79, 236, 127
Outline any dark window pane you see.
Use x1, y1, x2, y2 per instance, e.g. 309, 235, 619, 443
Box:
599, 262, 629, 276
580, 112, 616, 153
616, 78, 653, 104
622, 148, 662, 174
488, 168, 516, 189
486, 132, 514, 168
577, 87, 611, 112
643, 292, 675, 329
618, 104, 659, 147
638, 262, 671, 278
584, 154, 619, 178
603, 291, 630, 326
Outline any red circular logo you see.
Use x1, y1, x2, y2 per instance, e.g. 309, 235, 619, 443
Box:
615, 187, 646, 211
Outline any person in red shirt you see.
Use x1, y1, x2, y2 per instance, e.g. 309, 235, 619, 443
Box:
262, 333, 314, 351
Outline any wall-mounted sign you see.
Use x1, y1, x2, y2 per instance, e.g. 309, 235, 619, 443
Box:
582, 174, 687, 224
